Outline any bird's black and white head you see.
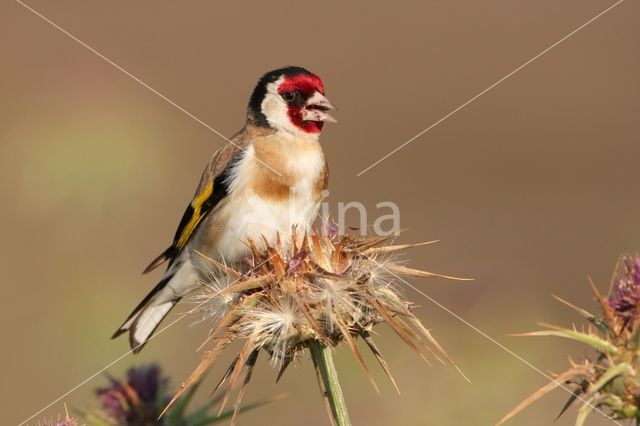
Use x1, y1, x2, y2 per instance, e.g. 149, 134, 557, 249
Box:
247, 66, 336, 139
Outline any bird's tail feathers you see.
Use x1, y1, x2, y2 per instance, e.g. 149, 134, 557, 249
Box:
112, 274, 180, 353
142, 246, 176, 274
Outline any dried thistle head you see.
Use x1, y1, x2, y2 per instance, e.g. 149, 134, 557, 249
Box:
499, 253, 640, 426
168, 226, 468, 424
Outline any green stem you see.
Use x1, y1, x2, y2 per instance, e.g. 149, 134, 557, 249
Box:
309, 341, 352, 426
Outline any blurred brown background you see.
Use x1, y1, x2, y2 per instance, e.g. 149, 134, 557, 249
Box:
1, 1, 639, 425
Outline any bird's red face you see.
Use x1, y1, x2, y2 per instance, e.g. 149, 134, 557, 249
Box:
276, 73, 336, 134
250, 67, 336, 139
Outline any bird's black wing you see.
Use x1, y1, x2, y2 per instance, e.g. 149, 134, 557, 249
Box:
142, 139, 246, 274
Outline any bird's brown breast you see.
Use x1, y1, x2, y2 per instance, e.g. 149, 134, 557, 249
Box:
248, 134, 328, 203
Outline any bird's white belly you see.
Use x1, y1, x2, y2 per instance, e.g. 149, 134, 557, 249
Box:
214, 188, 320, 262
197, 134, 326, 263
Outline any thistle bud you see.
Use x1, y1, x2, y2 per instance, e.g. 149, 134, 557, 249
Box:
607, 254, 640, 319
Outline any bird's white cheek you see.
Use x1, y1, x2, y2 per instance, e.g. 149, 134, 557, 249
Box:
261, 95, 292, 131
261, 94, 317, 140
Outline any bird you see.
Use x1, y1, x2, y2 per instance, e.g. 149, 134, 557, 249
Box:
112, 66, 337, 352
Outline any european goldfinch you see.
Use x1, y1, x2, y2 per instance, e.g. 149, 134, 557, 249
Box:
113, 66, 336, 352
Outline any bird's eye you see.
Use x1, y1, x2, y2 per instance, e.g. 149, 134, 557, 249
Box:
282, 91, 296, 102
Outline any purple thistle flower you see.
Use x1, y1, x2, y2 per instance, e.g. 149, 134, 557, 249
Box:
96, 389, 125, 421
607, 254, 640, 319
44, 419, 79, 426
96, 364, 168, 425
126, 364, 166, 403
56, 421, 77, 426
89, 362, 268, 425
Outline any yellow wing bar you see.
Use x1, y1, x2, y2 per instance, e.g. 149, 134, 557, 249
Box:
176, 181, 214, 249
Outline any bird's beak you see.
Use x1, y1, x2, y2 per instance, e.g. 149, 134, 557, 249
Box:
302, 91, 337, 123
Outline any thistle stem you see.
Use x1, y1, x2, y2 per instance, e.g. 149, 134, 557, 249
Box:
309, 341, 352, 426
